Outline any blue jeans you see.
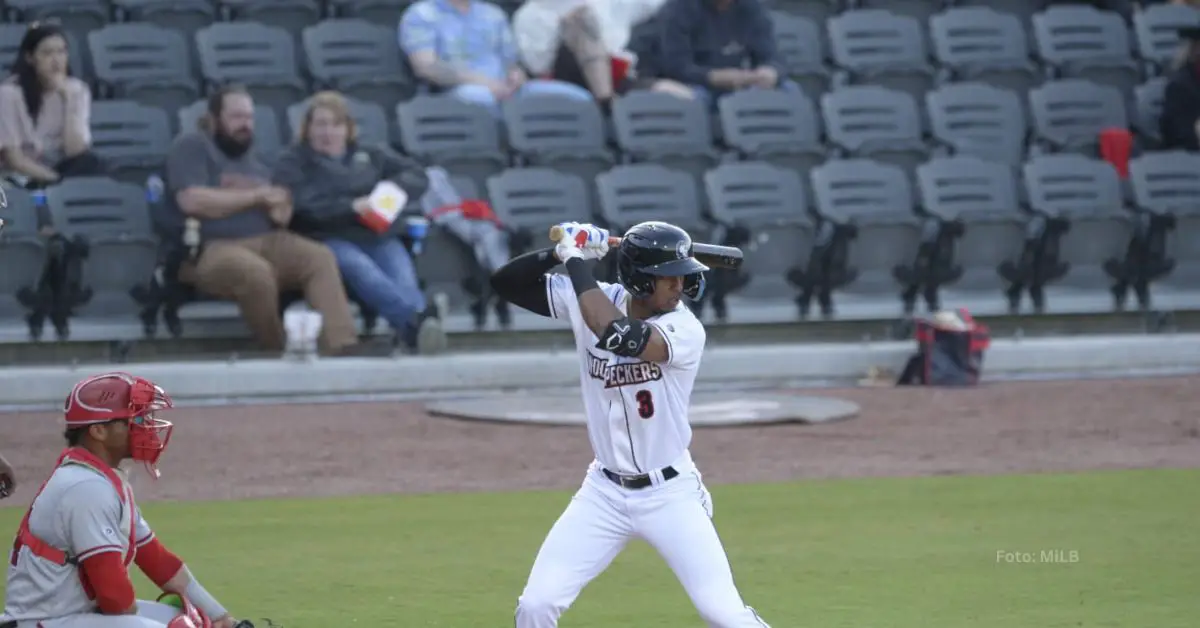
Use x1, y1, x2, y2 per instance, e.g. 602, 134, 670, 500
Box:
324, 238, 427, 333
690, 79, 802, 110
450, 79, 594, 116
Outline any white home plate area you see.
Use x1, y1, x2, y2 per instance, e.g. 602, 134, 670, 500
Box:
426, 392, 861, 427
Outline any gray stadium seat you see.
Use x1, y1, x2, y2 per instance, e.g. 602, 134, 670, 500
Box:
1022, 154, 1134, 307
1133, 3, 1200, 73
286, 96, 391, 146
195, 21, 308, 129
826, 9, 937, 102
1032, 5, 1141, 98
43, 177, 159, 318
610, 90, 721, 198
820, 85, 930, 179
88, 24, 199, 132
703, 161, 815, 298
219, 0, 323, 48
925, 82, 1028, 165
0, 187, 47, 320
302, 18, 414, 114
1128, 151, 1200, 292
0, 24, 27, 77
328, 0, 411, 24
769, 11, 832, 101
89, 100, 173, 185
809, 158, 922, 295
110, 0, 217, 54
412, 173, 489, 309
395, 95, 507, 198
1134, 77, 1167, 147
6, 0, 109, 50
916, 155, 1027, 299
501, 95, 614, 212
768, 0, 836, 27
177, 99, 284, 165
1028, 79, 1128, 155
854, 0, 943, 24
953, 0, 1043, 27
716, 88, 826, 198
485, 167, 593, 232
929, 7, 1042, 103
595, 164, 709, 236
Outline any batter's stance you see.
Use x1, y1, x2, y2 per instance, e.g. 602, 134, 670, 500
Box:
491, 221, 770, 627
2, 372, 241, 628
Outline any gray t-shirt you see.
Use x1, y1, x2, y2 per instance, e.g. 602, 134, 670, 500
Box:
163, 131, 273, 241
2, 464, 155, 622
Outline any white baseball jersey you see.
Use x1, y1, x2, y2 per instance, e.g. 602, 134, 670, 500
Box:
2, 464, 155, 623
546, 274, 705, 474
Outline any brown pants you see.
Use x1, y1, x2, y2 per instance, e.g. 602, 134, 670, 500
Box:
182, 230, 359, 354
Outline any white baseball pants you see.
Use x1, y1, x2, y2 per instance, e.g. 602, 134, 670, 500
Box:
17, 601, 181, 627
514, 465, 770, 627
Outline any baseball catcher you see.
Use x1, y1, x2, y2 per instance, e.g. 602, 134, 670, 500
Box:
1, 372, 262, 628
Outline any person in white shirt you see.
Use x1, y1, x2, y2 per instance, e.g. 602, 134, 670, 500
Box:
512, 0, 694, 110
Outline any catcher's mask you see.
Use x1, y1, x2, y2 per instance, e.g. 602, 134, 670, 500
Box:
64, 372, 175, 478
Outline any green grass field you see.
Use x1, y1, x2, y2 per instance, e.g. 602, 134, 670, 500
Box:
2, 468, 1196, 627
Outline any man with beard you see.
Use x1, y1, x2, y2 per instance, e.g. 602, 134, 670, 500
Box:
163, 85, 390, 357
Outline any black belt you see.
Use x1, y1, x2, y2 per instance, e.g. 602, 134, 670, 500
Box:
602, 465, 679, 489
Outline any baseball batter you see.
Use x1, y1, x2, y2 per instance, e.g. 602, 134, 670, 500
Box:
2, 372, 241, 628
490, 221, 770, 627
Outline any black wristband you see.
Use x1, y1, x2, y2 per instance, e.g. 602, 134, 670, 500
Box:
565, 257, 600, 297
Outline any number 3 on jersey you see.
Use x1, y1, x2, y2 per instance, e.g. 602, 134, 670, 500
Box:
635, 389, 655, 419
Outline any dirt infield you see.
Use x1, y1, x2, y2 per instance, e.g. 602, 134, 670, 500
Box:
1, 376, 1198, 504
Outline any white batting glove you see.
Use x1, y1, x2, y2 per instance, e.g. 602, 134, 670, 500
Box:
554, 222, 609, 262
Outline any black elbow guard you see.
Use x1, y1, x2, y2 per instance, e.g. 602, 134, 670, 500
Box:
595, 317, 651, 357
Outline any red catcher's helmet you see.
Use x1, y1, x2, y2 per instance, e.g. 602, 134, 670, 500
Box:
64, 372, 175, 478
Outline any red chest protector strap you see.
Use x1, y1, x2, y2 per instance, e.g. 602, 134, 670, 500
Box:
10, 447, 138, 569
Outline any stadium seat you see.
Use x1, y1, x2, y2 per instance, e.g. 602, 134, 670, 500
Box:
915, 155, 1029, 306
1127, 151, 1200, 295
929, 7, 1042, 104
595, 163, 710, 238
286, 95, 391, 146
854, 0, 942, 24
1028, 79, 1129, 156
301, 18, 415, 115
703, 161, 815, 301
1134, 77, 1167, 148
808, 158, 923, 305
395, 95, 508, 198
195, 21, 309, 134
1031, 5, 1141, 100
218, 0, 323, 48
0, 24, 27, 77
0, 187, 48, 324
827, 9, 936, 103
768, 0, 837, 28
1021, 153, 1134, 312
88, 23, 200, 133
110, 0, 218, 52
820, 85, 930, 180
716, 88, 827, 201
6, 0, 109, 54
327, 0, 412, 24
768, 11, 832, 101
485, 167, 593, 233
177, 99, 284, 166
1132, 3, 1200, 74
88, 100, 173, 185
610, 90, 721, 205
501, 94, 615, 213
953, 0, 1042, 27
925, 82, 1029, 165
42, 177, 160, 319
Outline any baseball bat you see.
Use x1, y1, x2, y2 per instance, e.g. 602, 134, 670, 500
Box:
548, 226, 744, 270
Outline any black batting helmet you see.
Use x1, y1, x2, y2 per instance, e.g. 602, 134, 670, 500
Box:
616, 221, 709, 300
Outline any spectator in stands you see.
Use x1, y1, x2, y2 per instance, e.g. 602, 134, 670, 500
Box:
512, 0, 693, 110
164, 85, 392, 358
0, 22, 106, 188
399, 0, 594, 116
656, 0, 796, 108
1161, 26, 1200, 151
272, 91, 447, 355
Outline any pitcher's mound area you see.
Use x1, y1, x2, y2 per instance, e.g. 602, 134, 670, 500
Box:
426, 392, 860, 426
